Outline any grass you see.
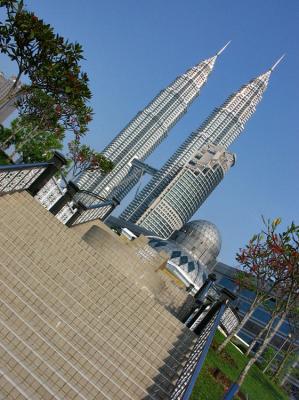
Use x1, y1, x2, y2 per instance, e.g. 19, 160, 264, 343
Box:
190, 331, 289, 400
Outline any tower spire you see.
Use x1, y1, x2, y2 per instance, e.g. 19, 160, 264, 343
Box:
270, 54, 285, 71
216, 41, 231, 56
122, 63, 275, 225
76, 47, 222, 216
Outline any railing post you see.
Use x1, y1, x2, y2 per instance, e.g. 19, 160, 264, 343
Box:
102, 197, 120, 220
171, 288, 238, 400
193, 300, 225, 335
171, 301, 228, 400
192, 288, 236, 335
182, 273, 217, 325
184, 303, 208, 328
27, 152, 67, 196
65, 201, 87, 227
194, 273, 217, 303
49, 181, 80, 215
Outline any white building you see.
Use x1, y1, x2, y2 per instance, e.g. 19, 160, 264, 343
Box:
76, 45, 230, 216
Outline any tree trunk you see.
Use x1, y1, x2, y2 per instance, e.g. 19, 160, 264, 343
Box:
9, 126, 41, 159
1, 116, 46, 156
246, 313, 276, 356
217, 301, 257, 353
236, 312, 286, 389
0, 121, 24, 150
279, 353, 298, 387
272, 341, 292, 380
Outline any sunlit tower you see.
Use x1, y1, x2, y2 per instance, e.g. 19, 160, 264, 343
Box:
121, 56, 284, 230
75, 43, 230, 216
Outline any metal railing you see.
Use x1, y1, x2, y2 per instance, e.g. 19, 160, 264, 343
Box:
0, 152, 67, 196
171, 301, 227, 400
34, 177, 65, 210
171, 286, 239, 400
60, 187, 120, 226
0, 161, 49, 194
0, 153, 118, 227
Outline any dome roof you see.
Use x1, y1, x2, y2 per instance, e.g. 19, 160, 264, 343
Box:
148, 238, 207, 289
173, 220, 221, 268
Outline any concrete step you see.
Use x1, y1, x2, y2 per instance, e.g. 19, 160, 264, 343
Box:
0, 259, 175, 395
0, 245, 178, 396
0, 367, 41, 400
26, 192, 190, 331
0, 193, 194, 350
0, 324, 85, 400
0, 294, 146, 400
0, 223, 188, 376
3, 212, 185, 389
38, 196, 187, 328
0, 192, 197, 399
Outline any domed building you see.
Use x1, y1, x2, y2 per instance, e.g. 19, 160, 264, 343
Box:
148, 219, 222, 290
172, 220, 221, 269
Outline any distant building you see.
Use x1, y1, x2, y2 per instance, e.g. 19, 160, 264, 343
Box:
76, 45, 229, 216
0, 72, 20, 123
147, 219, 223, 290
172, 219, 222, 270
121, 63, 277, 225
134, 144, 235, 238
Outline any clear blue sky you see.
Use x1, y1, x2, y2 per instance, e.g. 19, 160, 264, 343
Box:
1, 0, 299, 266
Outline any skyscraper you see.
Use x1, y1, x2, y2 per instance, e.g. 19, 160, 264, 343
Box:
121, 57, 284, 225
137, 144, 235, 238
75, 44, 230, 215
0, 72, 20, 123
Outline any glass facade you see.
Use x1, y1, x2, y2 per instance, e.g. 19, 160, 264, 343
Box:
136, 144, 235, 239
214, 263, 295, 345
121, 70, 272, 224
75, 52, 221, 216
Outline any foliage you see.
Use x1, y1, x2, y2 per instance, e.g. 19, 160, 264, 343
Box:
0, 0, 92, 139
257, 347, 278, 374
67, 138, 113, 178
0, 0, 113, 175
229, 219, 299, 389
0, 149, 11, 164
191, 331, 288, 400
17, 130, 63, 163
0, 117, 64, 162
217, 218, 295, 354
236, 219, 290, 300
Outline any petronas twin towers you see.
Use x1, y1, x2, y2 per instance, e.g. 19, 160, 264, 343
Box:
76, 44, 283, 238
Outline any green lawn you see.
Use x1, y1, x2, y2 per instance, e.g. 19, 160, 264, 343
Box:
190, 331, 289, 400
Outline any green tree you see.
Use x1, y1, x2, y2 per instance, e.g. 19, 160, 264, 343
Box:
217, 218, 288, 354
66, 139, 114, 179
0, 0, 91, 141
272, 311, 299, 383
0, 0, 113, 174
233, 220, 299, 392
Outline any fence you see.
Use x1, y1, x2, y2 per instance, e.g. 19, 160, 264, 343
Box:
34, 176, 65, 210
0, 161, 50, 194
171, 300, 227, 400
0, 153, 118, 226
